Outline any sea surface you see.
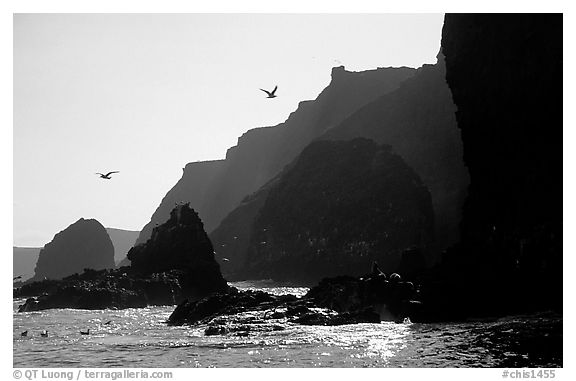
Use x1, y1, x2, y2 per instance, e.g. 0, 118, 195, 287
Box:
13, 281, 562, 368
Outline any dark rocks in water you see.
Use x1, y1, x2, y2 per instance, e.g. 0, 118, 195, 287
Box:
136, 66, 417, 245
167, 285, 385, 331
18, 282, 147, 312
168, 270, 423, 333
168, 288, 287, 326
31, 218, 115, 281
128, 203, 228, 297
16, 205, 229, 312
15, 268, 186, 312
438, 14, 562, 315
304, 272, 423, 321
213, 138, 434, 283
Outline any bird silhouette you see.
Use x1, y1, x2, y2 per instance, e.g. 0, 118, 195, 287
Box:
21, 330, 28, 337
80, 329, 90, 335
260, 86, 278, 98
103, 320, 112, 325
96, 171, 119, 179
40, 330, 48, 337
13, 275, 22, 281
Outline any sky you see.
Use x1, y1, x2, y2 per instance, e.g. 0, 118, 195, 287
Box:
13, 13, 445, 247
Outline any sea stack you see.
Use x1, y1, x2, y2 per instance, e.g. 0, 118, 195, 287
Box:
32, 218, 115, 281
128, 203, 228, 297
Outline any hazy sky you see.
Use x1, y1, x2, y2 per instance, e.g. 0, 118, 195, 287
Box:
14, 13, 445, 247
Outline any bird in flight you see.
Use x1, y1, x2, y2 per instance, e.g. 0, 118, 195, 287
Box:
96, 171, 119, 179
260, 86, 278, 98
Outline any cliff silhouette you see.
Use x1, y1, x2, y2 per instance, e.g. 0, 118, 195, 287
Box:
212, 138, 434, 283
135, 67, 416, 245
422, 13, 563, 317
324, 53, 469, 260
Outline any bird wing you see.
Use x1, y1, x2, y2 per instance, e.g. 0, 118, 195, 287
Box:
105, 171, 119, 177
271, 85, 278, 95
260, 88, 271, 96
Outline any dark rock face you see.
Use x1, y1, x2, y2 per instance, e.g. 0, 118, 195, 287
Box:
31, 218, 115, 281
128, 203, 228, 297
136, 67, 417, 244
438, 14, 562, 314
213, 138, 434, 283
324, 55, 469, 260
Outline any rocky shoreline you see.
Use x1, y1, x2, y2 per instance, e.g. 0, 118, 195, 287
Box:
15, 261, 429, 335
15, 267, 211, 312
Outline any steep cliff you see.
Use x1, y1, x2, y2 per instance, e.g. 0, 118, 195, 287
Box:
213, 138, 434, 283
128, 203, 228, 297
324, 55, 468, 258
31, 218, 115, 281
136, 159, 225, 245
436, 14, 562, 313
136, 66, 416, 244
105, 227, 140, 265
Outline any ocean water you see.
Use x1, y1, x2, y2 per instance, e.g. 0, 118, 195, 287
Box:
13, 281, 562, 368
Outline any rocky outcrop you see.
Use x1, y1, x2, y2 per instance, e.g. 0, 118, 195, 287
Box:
136, 67, 416, 244
212, 138, 434, 283
434, 14, 562, 315
31, 218, 115, 281
167, 287, 382, 329
16, 205, 229, 312
16, 268, 184, 311
167, 267, 424, 331
324, 55, 469, 259
128, 203, 228, 298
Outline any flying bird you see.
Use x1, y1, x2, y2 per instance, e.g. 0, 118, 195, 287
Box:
21, 330, 28, 337
96, 171, 119, 179
80, 329, 90, 335
260, 86, 278, 98
40, 330, 48, 337
13, 275, 22, 281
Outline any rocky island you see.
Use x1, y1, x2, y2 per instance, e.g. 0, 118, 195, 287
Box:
16, 204, 229, 312
30, 218, 115, 282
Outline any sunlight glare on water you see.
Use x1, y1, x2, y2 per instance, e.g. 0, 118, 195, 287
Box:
13, 281, 562, 368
